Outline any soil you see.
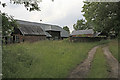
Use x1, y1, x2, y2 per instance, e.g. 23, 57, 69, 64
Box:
103, 46, 119, 78
68, 46, 99, 78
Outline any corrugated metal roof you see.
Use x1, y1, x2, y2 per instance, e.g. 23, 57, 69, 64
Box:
71, 29, 94, 35
18, 23, 46, 36
16, 20, 69, 37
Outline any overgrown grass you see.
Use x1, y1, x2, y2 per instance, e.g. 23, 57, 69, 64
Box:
108, 39, 119, 62
87, 47, 109, 78
3, 40, 107, 78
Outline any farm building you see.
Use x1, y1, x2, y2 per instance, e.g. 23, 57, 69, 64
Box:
11, 20, 69, 43
38, 23, 69, 39
12, 22, 46, 43
70, 29, 106, 42
71, 29, 94, 37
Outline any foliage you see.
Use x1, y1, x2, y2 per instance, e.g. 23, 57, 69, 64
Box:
0, 0, 54, 11
1, 12, 18, 37
3, 40, 100, 78
82, 2, 120, 36
73, 19, 93, 30
63, 26, 70, 33
87, 47, 109, 78
73, 19, 86, 30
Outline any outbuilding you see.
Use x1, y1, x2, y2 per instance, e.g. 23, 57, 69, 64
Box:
16, 20, 69, 40
12, 22, 46, 43
71, 29, 94, 37
70, 29, 106, 42
11, 20, 70, 43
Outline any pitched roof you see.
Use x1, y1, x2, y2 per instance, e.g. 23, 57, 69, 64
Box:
17, 22, 46, 36
71, 29, 94, 35
16, 20, 69, 37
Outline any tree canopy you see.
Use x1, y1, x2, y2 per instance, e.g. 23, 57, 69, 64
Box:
0, 0, 54, 11
1, 12, 18, 37
73, 19, 87, 30
63, 26, 70, 33
82, 2, 120, 36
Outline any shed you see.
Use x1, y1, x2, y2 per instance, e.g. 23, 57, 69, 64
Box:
12, 22, 46, 42
71, 29, 94, 37
70, 29, 106, 42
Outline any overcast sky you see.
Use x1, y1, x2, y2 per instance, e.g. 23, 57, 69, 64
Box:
0, 0, 85, 32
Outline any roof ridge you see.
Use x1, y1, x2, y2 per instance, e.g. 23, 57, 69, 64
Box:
16, 19, 60, 27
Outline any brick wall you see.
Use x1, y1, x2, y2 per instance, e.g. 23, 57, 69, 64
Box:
23, 35, 46, 42
12, 34, 46, 43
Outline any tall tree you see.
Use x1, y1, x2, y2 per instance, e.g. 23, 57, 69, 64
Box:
63, 26, 70, 33
73, 19, 88, 30
82, 2, 120, 36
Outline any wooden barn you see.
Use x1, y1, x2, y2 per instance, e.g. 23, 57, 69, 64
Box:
71, 29, 94, 37
16, 20, 69, 40
40, 24, 69, 40
9, 20, 70, 43
12, 23, 46, 43
70, 29, 106, 42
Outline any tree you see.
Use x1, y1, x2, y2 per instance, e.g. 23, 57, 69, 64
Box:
0, 0, 54, 11
82, 2, 120, 37
63, 26, 70, 33
73, 19, 88, 30
1, 12, 18, 37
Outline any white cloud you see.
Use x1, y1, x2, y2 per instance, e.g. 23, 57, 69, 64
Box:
0, 0, 84, 32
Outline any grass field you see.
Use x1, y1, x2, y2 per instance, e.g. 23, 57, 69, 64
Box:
108, 39, 119, 62
87, 47, 109, 78
2, 40, 104, 78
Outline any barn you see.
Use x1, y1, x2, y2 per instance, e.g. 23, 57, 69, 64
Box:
16, 20, 69, 40
38, 23, 69, 40
12, 22, 46, 43
11, 20, 69, 43
71, 29, 94, 37
70, 29, 106, 42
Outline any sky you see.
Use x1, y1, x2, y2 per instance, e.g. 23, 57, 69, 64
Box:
0, 0, 85, 32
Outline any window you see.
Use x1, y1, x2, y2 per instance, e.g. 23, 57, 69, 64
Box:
15, 35, 19, 42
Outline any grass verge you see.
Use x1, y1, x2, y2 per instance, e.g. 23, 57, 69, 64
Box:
108, 39, 119, 62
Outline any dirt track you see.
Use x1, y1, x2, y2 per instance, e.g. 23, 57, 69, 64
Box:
103, 46, 119, 78
68, 45, 119, 78
68, 46, 99, 78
